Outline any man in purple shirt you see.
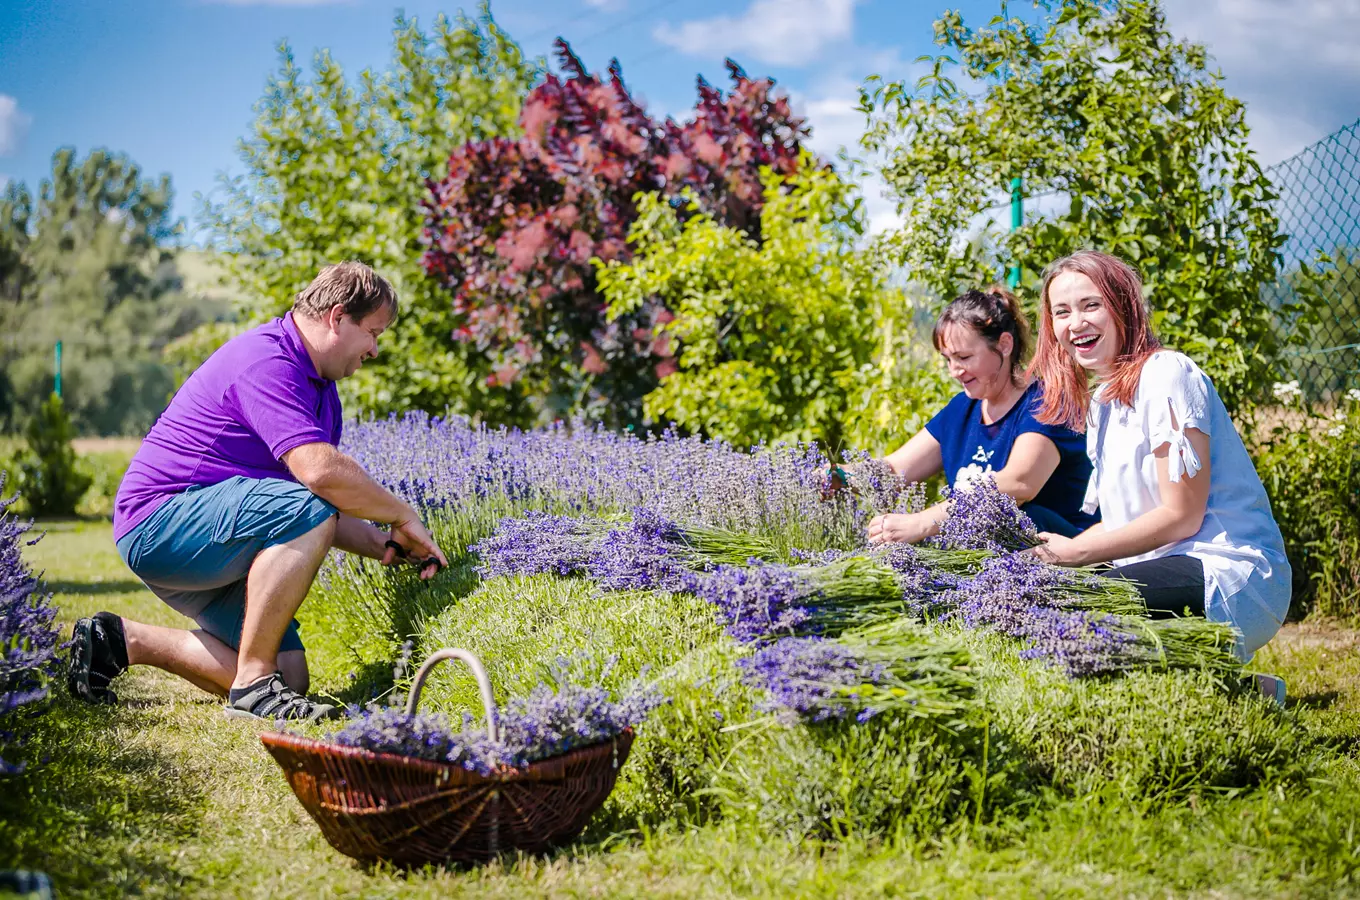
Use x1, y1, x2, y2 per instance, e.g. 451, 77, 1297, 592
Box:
67, 261, 448, 721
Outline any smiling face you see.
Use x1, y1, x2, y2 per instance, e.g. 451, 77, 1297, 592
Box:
937, 323, 1015, 401
1046, 270, 1118, 378
318, 304, 394, 380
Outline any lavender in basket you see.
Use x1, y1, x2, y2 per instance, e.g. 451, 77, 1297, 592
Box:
329, 680, 666, 773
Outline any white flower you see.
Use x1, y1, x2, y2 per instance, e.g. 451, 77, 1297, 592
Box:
1328, 424, 1345, 437
1333, 411, 1348, 421
1347, 388, 1360, 403
1272, 380, 1302, 401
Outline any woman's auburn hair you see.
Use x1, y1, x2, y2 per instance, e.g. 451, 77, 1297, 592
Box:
1029, 250, 1163, 431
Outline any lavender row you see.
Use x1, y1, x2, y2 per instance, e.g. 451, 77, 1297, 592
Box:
0, 480, 61, 775
342, 412, 872, 551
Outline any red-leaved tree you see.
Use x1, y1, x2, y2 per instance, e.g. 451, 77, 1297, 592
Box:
422, 39, 811, 425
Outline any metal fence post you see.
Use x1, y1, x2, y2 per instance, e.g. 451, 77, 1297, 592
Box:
54, 339, 62, 399
1008, 177, 1023, 289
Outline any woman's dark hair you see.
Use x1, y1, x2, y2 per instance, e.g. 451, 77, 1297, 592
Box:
931, 286, 1031, 382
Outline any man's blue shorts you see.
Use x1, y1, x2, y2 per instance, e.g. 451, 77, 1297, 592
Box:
116, 476, 337, 653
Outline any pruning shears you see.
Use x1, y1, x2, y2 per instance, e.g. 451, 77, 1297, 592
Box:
384, 539, 443, 578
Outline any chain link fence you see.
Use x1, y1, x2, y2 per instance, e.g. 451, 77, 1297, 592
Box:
1264, 117, 1360, 397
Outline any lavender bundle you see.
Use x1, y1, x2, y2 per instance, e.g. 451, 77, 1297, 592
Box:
472, 509, 776, 587
927, 553, 1146, 625
1, 483, 60, 775
1018, 608, 1242, 679
919, 553, 1240, 679
330, 678, 666, 774
929, 477, 1041, 553
691, 556, 904, 644
737, 625, 974, 725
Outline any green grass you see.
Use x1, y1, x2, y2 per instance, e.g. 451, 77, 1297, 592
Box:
3, 521, 1360, 898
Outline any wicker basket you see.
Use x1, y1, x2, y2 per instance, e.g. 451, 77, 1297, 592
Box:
260, 648, 634, 867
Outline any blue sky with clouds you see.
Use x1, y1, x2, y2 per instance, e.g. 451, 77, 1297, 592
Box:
2, 0, 1357, 236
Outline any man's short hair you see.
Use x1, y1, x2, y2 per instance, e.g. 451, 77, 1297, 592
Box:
293, 261, 397, 322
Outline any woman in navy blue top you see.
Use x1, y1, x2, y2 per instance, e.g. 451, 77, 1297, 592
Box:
865, 287, 1098, 544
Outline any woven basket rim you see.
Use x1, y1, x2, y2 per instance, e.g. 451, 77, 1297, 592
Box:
260, 727, 633, 784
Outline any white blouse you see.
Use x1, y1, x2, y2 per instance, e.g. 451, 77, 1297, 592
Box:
1082, 351, 1290, 658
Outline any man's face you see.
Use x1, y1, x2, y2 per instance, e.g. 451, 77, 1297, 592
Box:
327, 305, 394, 380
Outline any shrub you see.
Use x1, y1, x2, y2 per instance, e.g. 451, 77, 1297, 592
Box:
0, 478, 60, 774
596, 165, 884, 449
15, 394, 91, 518
423, 39, 811, 426
1253, 387, 1360, 619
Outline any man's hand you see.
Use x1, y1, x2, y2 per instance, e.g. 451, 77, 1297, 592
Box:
382, 517, 449, 580
867, 511, 933, 545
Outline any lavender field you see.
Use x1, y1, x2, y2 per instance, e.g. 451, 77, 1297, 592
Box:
3, 415, 1359, 897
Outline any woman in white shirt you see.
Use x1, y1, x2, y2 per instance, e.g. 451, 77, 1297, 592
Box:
1027, 250, 1290, 697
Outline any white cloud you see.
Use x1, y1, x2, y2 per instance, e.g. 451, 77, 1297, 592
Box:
654, 0, 859, 67
0, 95, 31, 157
583, 0, 625, 9
789, 53, 930, 234
1164, 0, 1360, 165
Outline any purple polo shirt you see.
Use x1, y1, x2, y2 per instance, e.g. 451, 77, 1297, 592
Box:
113, 312, 343, 541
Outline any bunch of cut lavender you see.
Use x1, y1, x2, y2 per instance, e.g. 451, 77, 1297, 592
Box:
691, 556, 905, 644
928, 552, 1145, 629
1018, 608, 1242, 680
472, 512, 595, 578
739, 626, 975, 725
0, 484, 60, 775
739, 638, 884, 723
929, 476, 1040, 553
585, 510, 693, 592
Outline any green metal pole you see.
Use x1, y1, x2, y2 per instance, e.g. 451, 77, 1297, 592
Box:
54, 339, 62, 398
1007, 177, 1023, 289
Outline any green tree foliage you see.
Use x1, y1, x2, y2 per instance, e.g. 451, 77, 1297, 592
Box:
201, 7, 538, 423
0, 149, 225, 435
596, 166, 886, 449
15, 393, 92, 517
423, 41, 811, 428
861, 0, 1292, 413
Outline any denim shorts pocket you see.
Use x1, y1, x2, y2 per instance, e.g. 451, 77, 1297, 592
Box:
206, 478, 246, 544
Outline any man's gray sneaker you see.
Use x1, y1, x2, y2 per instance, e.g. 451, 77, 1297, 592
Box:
225, 672, 340, 722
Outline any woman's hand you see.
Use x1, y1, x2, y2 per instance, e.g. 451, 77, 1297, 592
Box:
867, 512, 933, 545
1030, 532, 1083, 566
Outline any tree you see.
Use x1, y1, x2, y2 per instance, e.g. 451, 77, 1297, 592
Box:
0, 148, 224, 435
201, 7, 538, 423
423, 39, 811, 427
15, 393, 91, 517
595, 165, 885, 449
861, 0, 1294, 413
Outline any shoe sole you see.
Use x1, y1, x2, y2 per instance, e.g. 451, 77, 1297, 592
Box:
223, 704, 339, 723
67, 619, 116, 705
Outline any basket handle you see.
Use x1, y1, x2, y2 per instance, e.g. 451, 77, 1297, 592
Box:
405, 648, 500, 743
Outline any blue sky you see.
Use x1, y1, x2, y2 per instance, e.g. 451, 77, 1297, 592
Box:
2, 0, 1357, 236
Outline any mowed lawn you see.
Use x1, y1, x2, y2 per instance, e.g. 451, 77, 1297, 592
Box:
4, 520, 1360, 899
